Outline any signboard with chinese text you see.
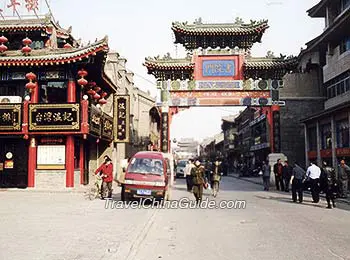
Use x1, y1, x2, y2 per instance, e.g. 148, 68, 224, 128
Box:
115, 95, 130, 143
102, 113, 113, 141
89, 105, 102, 137
273, 110, 281, 153
37, 145, 65, 169
202, 60, 235, 77
29, 104, 80, 131
161, 112, 169, 153
0, 104, 21, 131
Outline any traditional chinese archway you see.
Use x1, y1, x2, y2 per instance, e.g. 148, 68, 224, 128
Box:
144, 18, 297, 154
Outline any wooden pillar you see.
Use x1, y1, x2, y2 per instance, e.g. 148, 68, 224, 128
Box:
304, 124, 309, 169
66, 78, 76, 187
316, 121, 321, 165
79, 141, 84, 185
331, 116, 337, 169
28, 138, 36, 187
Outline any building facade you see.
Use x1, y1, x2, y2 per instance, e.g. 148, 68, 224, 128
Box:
302, 0, 350, 175
0, 15, 116, 189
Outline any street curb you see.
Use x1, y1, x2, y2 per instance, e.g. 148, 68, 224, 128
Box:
1, 188, 87, 194
227, 174, 350, 205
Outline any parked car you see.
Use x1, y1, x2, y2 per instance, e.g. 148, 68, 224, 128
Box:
176, 160, 187, 178
121, 151, 171, 201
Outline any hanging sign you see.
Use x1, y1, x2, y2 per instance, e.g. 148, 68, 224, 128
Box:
102, 114, 113, 141
89, 105, 102, 137
29, 104, 80, 131
115, 95, 130, 143
0, 104, 22, 131
161, 112, 169, 153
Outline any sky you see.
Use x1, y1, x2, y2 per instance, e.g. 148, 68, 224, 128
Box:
1, 0, 324, 142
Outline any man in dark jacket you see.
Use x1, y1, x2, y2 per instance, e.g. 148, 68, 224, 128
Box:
191, 159, 206, 204
282, 160, 293, 192
321, 161, 337, 209
291, 162, 305, 203
273, 159, 284, 191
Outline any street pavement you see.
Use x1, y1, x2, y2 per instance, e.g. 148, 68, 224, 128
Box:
0, 177, 349, 260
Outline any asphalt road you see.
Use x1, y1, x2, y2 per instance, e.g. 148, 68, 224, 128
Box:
1, 177, 349, 260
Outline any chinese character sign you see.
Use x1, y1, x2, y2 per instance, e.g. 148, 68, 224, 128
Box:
0, 104, 21, 131
29, 104, 80, 131
273, 110, 281, 153
115, 95, 130, 143
202, 60, 235, 77
161, 112, 169, 153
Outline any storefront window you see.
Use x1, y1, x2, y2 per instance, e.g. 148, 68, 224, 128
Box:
321, 124, 332, 149
336, 120, 350, 148
308, 127, 317, 151
40, 82, 67, 103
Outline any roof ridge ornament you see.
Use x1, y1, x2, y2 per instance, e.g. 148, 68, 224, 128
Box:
194, 17, 202, 25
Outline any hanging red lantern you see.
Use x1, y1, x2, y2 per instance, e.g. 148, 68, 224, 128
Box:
99, 98, 107, 105
87, 89, 96, 95
0, 44, 7, 53
101, 92, 108, 98
77, 69, 88, 78
25, 82, 36, 90
63, 43, 72, 48
0, 35, 8, 44
77, 78, 88, 86
22, 37, 32, 46
22, 37, 32, 55
89, 81, 97, 88
94, 86, 101, 92
93, 93, 101, 99
26, 72, 37, 81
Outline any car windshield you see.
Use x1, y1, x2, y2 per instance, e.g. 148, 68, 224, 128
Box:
177, 161, 187, 167
127, 158, 163, 175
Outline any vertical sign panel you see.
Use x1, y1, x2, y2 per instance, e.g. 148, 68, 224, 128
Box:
161, 112, 169, 153
273, 110, 281, 153
115, 95, 130, 143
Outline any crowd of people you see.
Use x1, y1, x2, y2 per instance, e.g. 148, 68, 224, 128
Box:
261, 158, 350, 209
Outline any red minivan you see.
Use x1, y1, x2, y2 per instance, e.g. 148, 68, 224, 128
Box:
121, 151, 171, 201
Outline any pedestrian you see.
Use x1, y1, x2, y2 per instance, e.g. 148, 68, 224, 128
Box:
306, 161, 321, 203
282, 160, 293, 192
184, 159, 195, 192
211, 159, 222, 197
273, 159, 284, 191
95, 155, 113, 200
291, 162, 305, 203
320, 161, 337, 209
191, 159, 206, 204
338, 160, 350, 198
262, 160, 270, 191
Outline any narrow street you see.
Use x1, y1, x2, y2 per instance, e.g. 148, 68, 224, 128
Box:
1, 177, 349, 260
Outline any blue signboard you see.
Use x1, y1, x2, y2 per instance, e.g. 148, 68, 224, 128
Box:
202, 60, 235, 77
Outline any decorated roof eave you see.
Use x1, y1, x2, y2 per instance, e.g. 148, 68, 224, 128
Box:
244, 57, 298, 70
143, 58, 194, 71
304, 8, 350, 53
171, 20, 269, 35
0, 37, 109, 67
307, 0, 328, 18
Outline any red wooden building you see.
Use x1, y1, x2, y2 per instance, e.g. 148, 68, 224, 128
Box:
0, 15, 116, 189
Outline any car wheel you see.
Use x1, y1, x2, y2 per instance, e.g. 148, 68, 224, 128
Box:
121, 185, 126, 202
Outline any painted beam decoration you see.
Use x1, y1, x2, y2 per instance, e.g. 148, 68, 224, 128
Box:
115, 95, 130, 143
89, 105, 102, 137
29, 104, 80, 131
0, 104, 21, 131
169, 90, 271, 107
102, 113, 113, 141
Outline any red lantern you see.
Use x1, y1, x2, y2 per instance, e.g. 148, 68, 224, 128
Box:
25, 82, 36, 90
87, 89, 96, 95
22, 45, 32, 54
0, 44, 7, 52
77, 69, 88, 78
93, 93, 101, 99
63, 43, 72, 48
94, 86, 101, 92
0, 36, 8, 44
89, 81, 97, 87
77, 78, 88, 86
26, 72, 36, 81
99, 98, 107, 105
22, 37, 32, 46
101, 92, 108, 98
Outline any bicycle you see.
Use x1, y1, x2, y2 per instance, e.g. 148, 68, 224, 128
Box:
88, 174, 103, 200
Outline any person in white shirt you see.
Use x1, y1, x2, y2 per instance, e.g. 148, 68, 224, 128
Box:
306, 161, 321, 203
184, 159, 195, 192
